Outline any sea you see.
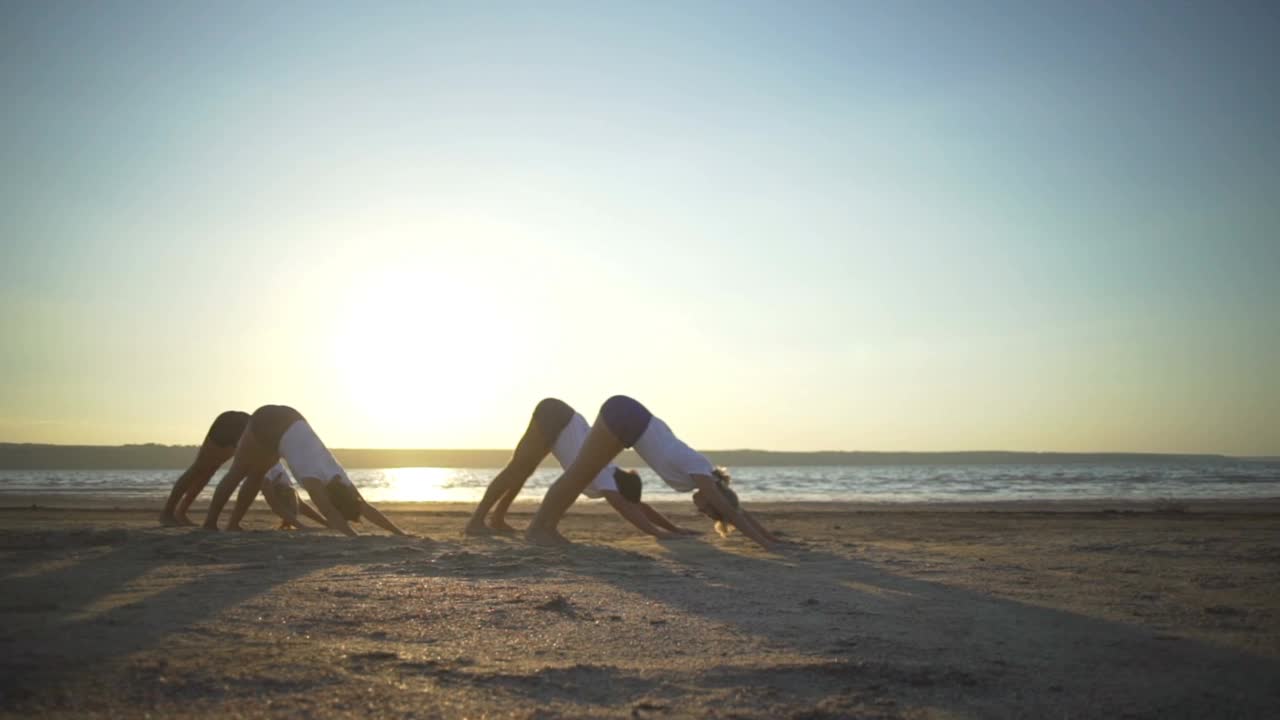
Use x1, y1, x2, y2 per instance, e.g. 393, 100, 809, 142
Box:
2, 461, 1278, 505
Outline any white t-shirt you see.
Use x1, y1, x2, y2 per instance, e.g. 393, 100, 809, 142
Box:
279, 420, 354, 488
550, 412, 622, 499
265, 462, 292, 487
632, 415, 714, 492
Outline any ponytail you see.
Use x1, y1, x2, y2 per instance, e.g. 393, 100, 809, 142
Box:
701, 468, 739, 537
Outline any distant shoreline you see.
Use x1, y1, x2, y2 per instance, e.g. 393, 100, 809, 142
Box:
1, 442, 1270, 470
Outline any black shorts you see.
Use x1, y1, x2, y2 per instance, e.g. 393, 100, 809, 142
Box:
530, 398, 576, 449
205, 411, 251, 448
249, 405, 305, 452
599, 395, 652, 448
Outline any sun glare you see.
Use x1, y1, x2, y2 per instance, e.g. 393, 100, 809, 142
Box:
356, 467, 469, 503
332, 268, 516, 444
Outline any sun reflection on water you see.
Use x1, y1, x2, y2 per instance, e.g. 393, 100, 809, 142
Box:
353, 467, 467, 503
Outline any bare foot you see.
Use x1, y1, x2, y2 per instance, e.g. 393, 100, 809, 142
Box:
226, 524, 243, 532
159, 513, 180, 527
486, 520, 519, 535
175, 514, 196, 527
464, 522, 496, 537
524, 526, 570, 547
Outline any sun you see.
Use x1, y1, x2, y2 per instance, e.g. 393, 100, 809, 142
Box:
331, 268, 516, 444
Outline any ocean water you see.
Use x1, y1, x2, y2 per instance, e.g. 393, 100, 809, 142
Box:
1, 462, 1278, 504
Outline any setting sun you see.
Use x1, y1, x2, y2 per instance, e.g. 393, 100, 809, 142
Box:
331, 267, 522, 444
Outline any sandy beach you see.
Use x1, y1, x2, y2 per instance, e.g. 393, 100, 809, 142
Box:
2, 500, 1278, 719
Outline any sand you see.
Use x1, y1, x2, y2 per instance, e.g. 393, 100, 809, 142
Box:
1, 500, 1278, 719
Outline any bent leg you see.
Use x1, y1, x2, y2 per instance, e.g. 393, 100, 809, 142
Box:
465, 402, 562, 535
161, 445, 231, 525
202, 431, 273, 530
161, 463, 213, 526
202, 461, 250, 530
525, 420, 625, 544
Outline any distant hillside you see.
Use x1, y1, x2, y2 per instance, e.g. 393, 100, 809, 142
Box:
0, 443, 1238, 470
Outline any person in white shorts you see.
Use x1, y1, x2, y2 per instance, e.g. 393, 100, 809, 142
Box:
202, 405, 409, 537
224, 462, 331, 531
464, 398, 698, 539
159, 410, 251, 526
525, 395, 785, 550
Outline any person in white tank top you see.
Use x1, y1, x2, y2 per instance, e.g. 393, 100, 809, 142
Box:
202, 405, 410, 537
525, 395, 787, 550
225, 462, 331, 531
465, 398, 698, 539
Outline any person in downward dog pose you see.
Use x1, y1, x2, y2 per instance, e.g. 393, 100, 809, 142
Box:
159, 410, 251, 526
524, 395, 785, 550
160, 411, 331, 530
201, 405, 409, 537
464, 398, 699, 539
225, 462, 330, 531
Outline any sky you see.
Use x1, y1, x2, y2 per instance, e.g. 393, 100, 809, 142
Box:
1, 1, 1277, 454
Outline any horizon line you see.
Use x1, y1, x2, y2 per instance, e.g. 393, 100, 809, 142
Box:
1, 442, 1275, 460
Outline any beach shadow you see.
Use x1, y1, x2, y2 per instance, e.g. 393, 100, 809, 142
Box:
549, 536, 1280, 719
0, 526, 429, 710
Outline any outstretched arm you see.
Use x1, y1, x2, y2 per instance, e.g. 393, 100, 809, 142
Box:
359, 501, 410, 536
691, 474, 777, 551
299, 477, 357, 536
604, 493, 677, 538
738, 508, 784, 544
296, 499, 328, 527
639, 502, 699, 534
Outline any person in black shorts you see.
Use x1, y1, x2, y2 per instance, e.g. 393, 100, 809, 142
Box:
464, 398, 697, 539
159, 411, 251, 526
201, 405, 409, 537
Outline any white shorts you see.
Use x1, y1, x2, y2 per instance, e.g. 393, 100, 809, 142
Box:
279, 421, 353, 488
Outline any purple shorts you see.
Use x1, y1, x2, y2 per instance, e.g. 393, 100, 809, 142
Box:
598, 395, 653, 448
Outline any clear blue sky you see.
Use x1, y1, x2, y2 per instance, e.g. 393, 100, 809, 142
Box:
2, 1, 1277, 453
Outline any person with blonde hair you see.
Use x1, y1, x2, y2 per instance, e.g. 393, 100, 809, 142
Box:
465, 398, 698, 539
524, 395, 783, 549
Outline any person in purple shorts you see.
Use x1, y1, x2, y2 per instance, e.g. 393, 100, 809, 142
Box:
465, 398, 699, 539
524, 396, 785, 550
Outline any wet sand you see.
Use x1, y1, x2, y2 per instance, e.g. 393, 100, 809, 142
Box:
2, 500, 1278, 718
